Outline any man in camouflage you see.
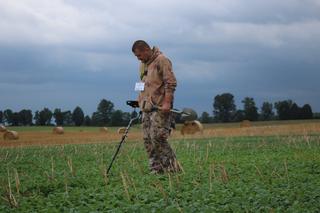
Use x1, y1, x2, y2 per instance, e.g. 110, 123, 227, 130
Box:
132, 40, 181, 174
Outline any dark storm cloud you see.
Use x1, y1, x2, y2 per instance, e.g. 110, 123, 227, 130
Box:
0, 0, 320, 115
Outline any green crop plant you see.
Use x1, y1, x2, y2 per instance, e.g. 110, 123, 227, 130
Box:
0, 135, 319, 212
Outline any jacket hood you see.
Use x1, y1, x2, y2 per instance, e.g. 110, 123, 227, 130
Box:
146, 47, 162, 65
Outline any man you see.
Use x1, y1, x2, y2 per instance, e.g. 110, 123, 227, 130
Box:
132, 40, 181, 174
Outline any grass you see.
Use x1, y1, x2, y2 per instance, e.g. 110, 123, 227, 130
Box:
202, 119, 320, 129
1, 134, 320, 212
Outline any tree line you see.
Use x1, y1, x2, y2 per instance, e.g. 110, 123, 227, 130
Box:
0, 94, 317, 126
0, 99, 136, 127
198, 93, 314, 123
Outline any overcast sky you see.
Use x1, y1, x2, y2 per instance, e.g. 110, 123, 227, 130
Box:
1, 0, 320, 116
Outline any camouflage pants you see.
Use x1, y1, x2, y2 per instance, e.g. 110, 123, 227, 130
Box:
142, 111, 180, 173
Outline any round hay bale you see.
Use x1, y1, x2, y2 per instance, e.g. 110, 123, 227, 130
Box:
100, 127, 108, 133
53, 126, 64, 134
240, 120, 251, 128
3, 130, 19, 140
0, 125, 7, 132
181, 120, 203, 135
117, 127, 126, 134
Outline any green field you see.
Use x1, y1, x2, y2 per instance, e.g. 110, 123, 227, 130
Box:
202, 119, 320, 129
1, 134, 320, 212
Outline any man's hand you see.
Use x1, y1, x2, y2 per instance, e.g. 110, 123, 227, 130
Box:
161, 92, 173, 113
161, 101, 171, 113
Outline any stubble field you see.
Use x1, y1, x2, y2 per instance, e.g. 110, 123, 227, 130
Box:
0, 120, 320, 212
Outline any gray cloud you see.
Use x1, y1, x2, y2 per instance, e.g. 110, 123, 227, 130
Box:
1, 0, 320, 115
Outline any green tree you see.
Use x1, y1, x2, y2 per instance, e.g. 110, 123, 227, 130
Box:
0, 110, 3, 124
200, 112, 211, 123
96, 99, 114, 125
232, 110, 245, 122
72, 106, 84, 126
38, 108, 53, 126
11, 112, 21, 126
84, 115, 91, 126
213, 93, 236, 122
289, 103, 300, 120
3, 109, 13, 125
19, 109, 33, 125
53, 109, 64, 126
313, 112, 320, 119
111, 110, 125, 126
301, 104, 313, 119
53, 109, 75, 126
122, 112, 131, 125
63, 111, 73, 126
274, 100, 293, 120
260, 102, 274, 121
242, 97, 259, 121
91, 112, 101, 126
34, 111, 40, 125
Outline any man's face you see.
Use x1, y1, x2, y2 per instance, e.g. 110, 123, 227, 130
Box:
133, 48, 151, 63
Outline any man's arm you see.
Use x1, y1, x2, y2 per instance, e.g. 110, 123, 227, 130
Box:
160, 57, 177, 112
162, 93, 174, 112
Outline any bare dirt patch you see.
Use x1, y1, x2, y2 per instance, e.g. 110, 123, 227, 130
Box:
1, 122, 319, 148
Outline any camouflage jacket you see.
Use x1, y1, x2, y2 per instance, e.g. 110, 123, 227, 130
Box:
138, 47, 177, 112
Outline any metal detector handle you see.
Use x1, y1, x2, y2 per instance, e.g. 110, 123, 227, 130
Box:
126, 100, 139, 108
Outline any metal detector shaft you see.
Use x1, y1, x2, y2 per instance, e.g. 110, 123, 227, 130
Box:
152, 106, 191, 117
106, 112, 141, 175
